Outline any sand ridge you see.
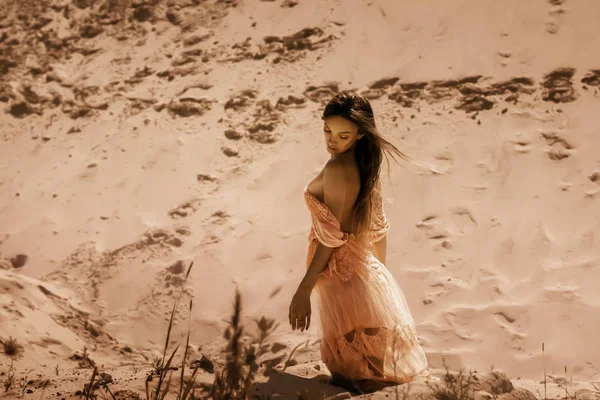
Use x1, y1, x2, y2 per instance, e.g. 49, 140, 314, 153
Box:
1, 0, 600, 398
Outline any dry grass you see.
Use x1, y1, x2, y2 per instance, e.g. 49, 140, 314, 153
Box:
208, 291, 278, 400
2, 360, 16, 393
76, 325, 597, 400
143, 261, 278, 400
1, 336, 24, 360
1, 337, 22, 394
425, 360, 478, 400
2, 265, 598, 400
0, 259, 281, 399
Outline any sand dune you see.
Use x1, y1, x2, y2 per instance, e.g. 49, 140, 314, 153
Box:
1, 0, 600, 398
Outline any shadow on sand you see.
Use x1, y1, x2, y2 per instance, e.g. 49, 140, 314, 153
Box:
253, 371, 352, 399
253, 370, 410, 399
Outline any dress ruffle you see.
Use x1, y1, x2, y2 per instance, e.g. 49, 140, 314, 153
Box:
304, 181, 431, 383
303, 180, 389, 282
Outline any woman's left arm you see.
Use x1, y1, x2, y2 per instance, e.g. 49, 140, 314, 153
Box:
290, 161, 349, 331
290, 242, 334, 331
297, 242, 334, 294
297, 160, 350, 293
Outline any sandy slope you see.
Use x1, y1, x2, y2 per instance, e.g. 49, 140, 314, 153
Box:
1, 0, 600, 398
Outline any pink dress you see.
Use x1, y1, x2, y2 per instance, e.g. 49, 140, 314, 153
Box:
304, 182, 430, 383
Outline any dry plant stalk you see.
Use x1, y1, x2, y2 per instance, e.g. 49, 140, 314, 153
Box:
147, 261, 194, 400
426, 359, 476, 400
543, 342, 547, 400
210, 289, 278, 400
146, 261, 280, 400
2, 360, 16, 393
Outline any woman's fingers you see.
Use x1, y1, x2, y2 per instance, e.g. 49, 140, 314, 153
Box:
292, 315, 304, 331
289, 303, 311, 331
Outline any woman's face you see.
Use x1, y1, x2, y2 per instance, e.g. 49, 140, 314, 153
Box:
323, 115, 363, 155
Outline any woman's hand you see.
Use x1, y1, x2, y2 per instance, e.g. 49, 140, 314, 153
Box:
289, 288, 311, 332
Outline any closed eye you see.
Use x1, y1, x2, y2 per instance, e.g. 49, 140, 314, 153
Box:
324, 129, 348, 140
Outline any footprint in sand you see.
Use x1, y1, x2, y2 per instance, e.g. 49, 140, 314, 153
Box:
195, 174, 221, 195
426, 151, 454, 175
415, 208, 477, 247
545, 1, 568, 35
387, 75, 538, 113
304, 82, 341, 105
275, 94, 307, 110
423, 281, 448, 305
160, 260, 192, 290
414, 214, 451, 247
166, 97, 213, 118
588, 172, 600, 184
541, 67, 577, 103
217, 24, 335, 63
543, 284, 581, 303
497, 51, 512, 68
221, 91, 284, 145
511, 139, 532, 154
201, 235, 221, 246
168, 198, 202, 219
260, 26, 337, 64
388, 81, 428, 108
492, 308, 528, 351
246, 100, 283, 144
581, 69, 600, 91
210, 210, 230, 225
448, 207, 477, 234
415, 214, 438, 230
224, 90, 258, 113
423, 275, 471, 305
493, 310, 517, 324
540, 131, 574, 160
442, 306, 481, 341
197, 174, 218, 183
506, 130, 537, 155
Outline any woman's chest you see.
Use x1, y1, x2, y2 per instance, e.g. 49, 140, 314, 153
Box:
306, 169, 325, 203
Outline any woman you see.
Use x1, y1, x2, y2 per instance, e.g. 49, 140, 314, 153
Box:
288, 91, 432, 392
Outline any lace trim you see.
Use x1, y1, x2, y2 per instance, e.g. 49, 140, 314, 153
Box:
321, 325, 424, 381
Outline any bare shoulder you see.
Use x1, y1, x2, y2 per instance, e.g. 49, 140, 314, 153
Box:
324, 158, 345, 176
323, 158, 360, 195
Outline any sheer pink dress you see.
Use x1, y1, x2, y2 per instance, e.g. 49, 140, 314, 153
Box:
304, 181, 430, 383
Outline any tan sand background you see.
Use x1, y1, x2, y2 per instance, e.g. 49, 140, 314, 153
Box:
1, 0, 599, 398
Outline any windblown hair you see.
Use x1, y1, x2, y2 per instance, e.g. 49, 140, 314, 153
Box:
321, 90, 408, 235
